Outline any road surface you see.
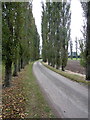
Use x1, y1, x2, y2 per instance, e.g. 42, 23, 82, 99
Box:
33, 61, 88, 118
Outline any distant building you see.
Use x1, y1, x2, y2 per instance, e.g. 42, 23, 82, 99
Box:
68, 52, 80, 58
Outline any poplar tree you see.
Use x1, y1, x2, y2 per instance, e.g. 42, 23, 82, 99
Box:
2, 3, 16, 87
70, 39, 73, 60
75, 37, 78, 60
42, 1, 71, 71
61, 2, 71, 71
2, 2, 40, 87
81, 2, 90, 80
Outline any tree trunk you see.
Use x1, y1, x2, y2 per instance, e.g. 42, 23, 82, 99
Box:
86, 63, 90, 80
71, 54, 73, 60
43, 59, 47, 63
13, 61, 18, 76
52, 62, 55, 68
62, 65, 65, 71
86, 2, 90, 80
21, 58, 24, 69
18, 59, 21, 72
4, 61, 12, 87
56, 65, 59, 69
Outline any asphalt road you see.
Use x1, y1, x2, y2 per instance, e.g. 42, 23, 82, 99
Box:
33, 61, 88, 118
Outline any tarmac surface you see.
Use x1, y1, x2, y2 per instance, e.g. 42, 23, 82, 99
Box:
33, 61, 88, 118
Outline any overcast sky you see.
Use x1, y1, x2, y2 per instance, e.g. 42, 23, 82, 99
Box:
32, 0, 84, 51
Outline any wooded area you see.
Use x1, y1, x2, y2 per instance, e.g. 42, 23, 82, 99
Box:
2, 2, 40, 87
41, 1, 90, 80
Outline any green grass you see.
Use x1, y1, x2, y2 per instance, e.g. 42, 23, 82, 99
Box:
68, 58, 80, 60
21, 62, 55, 118
42, 62, 90, 85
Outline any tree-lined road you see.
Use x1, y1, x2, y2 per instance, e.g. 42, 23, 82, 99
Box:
33, 61, 88, 118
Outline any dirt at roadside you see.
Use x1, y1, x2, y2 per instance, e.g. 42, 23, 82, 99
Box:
66, 60, 85, 75
2, 69, 26, 119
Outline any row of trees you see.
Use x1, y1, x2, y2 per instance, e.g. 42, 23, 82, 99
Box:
79, 2, 90, 80
69, 2, 90, 80
69, 37, 84, 61
42, 2, 71, 71
42, 1, 90, 80
69, 37, 78, 60
2, 2, 40, 87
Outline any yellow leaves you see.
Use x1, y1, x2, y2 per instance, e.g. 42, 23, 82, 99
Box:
19, 113, 25, 118
20, 100, 23, 103
2, 72, 26, 118
0, 115, 2, 118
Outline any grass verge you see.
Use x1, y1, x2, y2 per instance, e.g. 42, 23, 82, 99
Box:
22, 62, 55, 118
2, 62, 55, 118
68, 58, 80, 60
42, 62, 90, 85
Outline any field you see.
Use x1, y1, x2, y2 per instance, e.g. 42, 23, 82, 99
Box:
66, 60, 85, 75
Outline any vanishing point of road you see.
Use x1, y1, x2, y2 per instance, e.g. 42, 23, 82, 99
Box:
33, 61, 88, 118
